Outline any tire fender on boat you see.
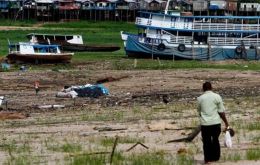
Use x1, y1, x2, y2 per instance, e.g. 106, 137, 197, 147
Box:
157, 43, 166, 51
235, 46, 242, 54
178, 44, 186, 52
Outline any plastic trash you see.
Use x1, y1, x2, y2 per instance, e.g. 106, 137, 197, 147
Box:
0, 96, 4, 106
1, 63, 10, 71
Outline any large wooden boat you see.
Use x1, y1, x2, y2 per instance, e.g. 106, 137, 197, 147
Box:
27, 33, 120, 52
7, 42, 74, 64
121, 1, 260, 60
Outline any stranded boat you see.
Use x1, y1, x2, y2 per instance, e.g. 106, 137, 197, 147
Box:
27, 33, 120, 52
121, 10, 260, 60
7, 42, 74, 64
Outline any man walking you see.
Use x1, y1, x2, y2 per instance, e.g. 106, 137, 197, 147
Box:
197, 82, 229, 164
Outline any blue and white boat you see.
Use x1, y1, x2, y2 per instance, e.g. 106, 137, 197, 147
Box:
121, 5, 260, 60
7, 42, 74, 64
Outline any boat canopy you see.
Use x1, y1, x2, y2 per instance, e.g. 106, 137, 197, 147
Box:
27, 33, 84, 45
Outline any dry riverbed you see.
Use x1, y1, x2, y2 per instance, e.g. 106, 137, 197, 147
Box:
0, 63, 260, 164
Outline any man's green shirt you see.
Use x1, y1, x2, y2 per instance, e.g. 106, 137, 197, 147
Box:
197, 91, 225, 126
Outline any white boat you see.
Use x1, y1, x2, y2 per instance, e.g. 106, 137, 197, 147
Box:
27, 33, 120, 52
7, 42, 74, 64
121, 1, 260, 60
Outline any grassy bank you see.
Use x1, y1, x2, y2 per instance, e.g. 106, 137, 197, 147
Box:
1, 20, 260, 71
0, 20, 136, 57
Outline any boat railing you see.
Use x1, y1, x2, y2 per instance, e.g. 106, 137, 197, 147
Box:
161, 29, 192, 44
209, 37, 260, 46
193, 23, 259, 32
170, 36, 193, 44
137, 17, 260, 32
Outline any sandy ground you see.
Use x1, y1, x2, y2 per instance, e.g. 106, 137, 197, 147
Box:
0, 62, 260, 164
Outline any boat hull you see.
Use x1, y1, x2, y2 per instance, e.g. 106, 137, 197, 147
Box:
36, 40, 120, 52
7, 53, 73, 64
125, 36, 260, 60
61, 44, 120, 52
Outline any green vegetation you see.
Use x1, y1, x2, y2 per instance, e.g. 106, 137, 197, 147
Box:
68, 154, 107, 165
236, 122, 260, 131
246, 148, 260, 160
45, 139, 82, 153
129, 151, 171, 165
0, 19, 37, 27
222, 152, 242, 162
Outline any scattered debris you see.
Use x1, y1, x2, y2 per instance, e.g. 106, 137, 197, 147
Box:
96, 75, 129, 84
1, 62, 10, 71
148, 121, 178, 131
93, 126, 127, 132
69, 151, 110, 157
37, 105, 65, 109
177, 148, 188, 154
56, 84, 109, 98
0, 112, 29, 120
126, 142, 149, 152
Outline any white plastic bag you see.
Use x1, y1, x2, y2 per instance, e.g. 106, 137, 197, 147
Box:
224, 131, 232, 148
0, 96, 4, 106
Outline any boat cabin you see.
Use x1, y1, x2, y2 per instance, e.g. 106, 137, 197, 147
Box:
27, 33, 84, 45
9, 42, 61, 54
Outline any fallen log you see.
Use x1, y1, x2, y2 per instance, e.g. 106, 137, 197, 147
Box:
167, 125, 201, 143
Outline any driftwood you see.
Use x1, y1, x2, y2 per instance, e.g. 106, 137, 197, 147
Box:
96, 75, 129, 84
126, 142, 149, 152
93, 126, 127, 132
167, 125, 201, 143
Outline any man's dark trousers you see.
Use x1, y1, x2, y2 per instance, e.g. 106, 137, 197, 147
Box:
201, 124, 221, 162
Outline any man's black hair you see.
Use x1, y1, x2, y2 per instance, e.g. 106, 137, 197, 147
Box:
203, 81, 212, 91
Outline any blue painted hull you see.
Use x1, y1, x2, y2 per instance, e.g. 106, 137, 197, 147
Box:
125, 36, 260, 61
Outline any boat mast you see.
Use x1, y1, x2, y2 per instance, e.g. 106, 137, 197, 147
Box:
164, 0, 171, 14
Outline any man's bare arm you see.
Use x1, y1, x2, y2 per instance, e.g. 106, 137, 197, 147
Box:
218, 112, 229, 129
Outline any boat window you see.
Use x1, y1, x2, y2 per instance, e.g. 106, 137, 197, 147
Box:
36, 35, 44, 40
66, 36, 73, 40
49, 47, 57, 53
47, 36, 55, 40
139, 12, 150, 19
56, 36, 67, 41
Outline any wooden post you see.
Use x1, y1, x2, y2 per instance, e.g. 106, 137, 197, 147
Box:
192, 41, 195, 60
134, 59, 137, 68
208, 42, 211, 61
151, 39, 154, 60
157, 57, 161, 66
110, 136, 119, 165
